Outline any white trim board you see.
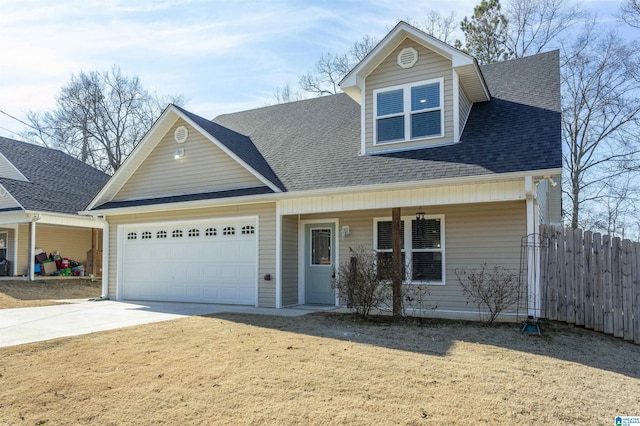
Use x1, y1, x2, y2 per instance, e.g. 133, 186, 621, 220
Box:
298, 218, 340, 306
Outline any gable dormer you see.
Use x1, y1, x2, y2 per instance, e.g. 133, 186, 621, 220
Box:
340, 21, 490, 155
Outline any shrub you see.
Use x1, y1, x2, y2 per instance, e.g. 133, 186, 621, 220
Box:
333, 246, 434, 319
333, 246, 390, 319
455, 263, 520, 326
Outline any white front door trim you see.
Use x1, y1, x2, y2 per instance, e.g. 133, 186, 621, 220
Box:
298, 218, 339, 306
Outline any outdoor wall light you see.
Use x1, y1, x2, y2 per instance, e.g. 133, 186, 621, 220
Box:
174, 148, 185, 160
416, 211, 426, 237
340, 225, 350, 240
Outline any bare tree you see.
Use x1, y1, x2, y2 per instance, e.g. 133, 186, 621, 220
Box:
298, 52, 352, 96
407, 11, 458, 44
619, 0, 640, 28
298, 13, 458, 97
272, 83, 304, 104
504, 0, 588, 57
23, 66, 184, 174
561, 26, 640, 229
298, 35, 378, 96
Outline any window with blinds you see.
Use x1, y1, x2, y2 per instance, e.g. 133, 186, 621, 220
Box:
374, 216, 444, 284
374, 78, 443, 144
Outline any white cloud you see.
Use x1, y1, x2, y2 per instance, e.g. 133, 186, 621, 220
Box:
0, 0, 624, 140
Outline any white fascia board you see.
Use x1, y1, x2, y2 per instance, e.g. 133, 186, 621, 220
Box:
0, 211, 30, 225
85, 106, 179, 211
25, 211, 106, 228
83, 168, 561, 216
174, 110, 282, 193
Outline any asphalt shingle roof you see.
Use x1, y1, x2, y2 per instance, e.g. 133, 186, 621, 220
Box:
208, 50, 561, 193
0, 137, 110, 214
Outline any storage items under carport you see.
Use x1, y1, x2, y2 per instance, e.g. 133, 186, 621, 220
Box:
34, 249, 88, 277
0, 258, 9, 276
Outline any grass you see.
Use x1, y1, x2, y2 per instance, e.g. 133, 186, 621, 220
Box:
0, 279, 101, 309
0, 304, 639, 425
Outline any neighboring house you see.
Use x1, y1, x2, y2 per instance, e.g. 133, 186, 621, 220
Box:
0, 137, 109, 277
84, 22, 562, 319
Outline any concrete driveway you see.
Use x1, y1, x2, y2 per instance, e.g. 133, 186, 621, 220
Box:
0, 299, 334, 348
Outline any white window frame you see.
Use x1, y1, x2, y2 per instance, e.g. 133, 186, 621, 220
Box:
373, 215, 445, 285
373, 77, 444, 146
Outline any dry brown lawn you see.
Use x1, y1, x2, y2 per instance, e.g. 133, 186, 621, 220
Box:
0, 308, 639, 425
0, 279, 101, 309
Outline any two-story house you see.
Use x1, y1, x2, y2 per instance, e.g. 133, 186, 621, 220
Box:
84, 22, 562, 320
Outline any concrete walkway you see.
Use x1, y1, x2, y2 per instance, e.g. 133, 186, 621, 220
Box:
0, 299, 336, 348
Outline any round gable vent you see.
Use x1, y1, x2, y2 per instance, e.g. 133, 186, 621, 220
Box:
174, 125, 188, 144
397, 47, 418, 69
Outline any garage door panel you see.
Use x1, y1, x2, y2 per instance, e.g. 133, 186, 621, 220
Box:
121, 219, 257, 305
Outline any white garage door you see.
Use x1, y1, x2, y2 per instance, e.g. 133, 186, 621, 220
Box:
121, 218, 257, 305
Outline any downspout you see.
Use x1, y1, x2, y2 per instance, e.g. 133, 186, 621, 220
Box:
525, 176, 541, 318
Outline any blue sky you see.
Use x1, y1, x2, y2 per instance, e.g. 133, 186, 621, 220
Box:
0, 0, 628, 140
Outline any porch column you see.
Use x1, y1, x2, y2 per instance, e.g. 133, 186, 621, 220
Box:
275, 202, 282, 309
101, 220, 109, 299
29, 220, 36, 281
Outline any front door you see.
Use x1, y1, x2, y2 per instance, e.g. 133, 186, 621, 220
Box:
304, 223, 335, 304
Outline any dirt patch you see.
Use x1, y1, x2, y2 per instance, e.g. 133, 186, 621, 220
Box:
0, 312, 638, 425
0, 279, 102, 309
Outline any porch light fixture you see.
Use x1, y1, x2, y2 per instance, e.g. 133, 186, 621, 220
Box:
340, 225, 350, 240
416, 211, 426, 238
174, 148, 185, 160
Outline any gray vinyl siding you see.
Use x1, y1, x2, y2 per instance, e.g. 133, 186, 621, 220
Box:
106, 202, 277, 307
300, 201, 526, 316
459, 86, 472, 135
365, 39, 454, 153
114, 119, 264, 201
281, 215, 298, 306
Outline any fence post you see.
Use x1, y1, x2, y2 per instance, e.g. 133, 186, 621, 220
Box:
566, 229, 576, 324
584, 231, 593, 329
539, 225, 548, 318
603, 235, 613, 335
612, 237, 624, 338
622, 239, 634, 341
575, 228, 585, 326
593, 233, 603, 332
546, 226, 558, 320
557, 227, 567, 322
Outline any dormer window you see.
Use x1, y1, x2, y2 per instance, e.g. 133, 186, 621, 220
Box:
374, 78, 443, 144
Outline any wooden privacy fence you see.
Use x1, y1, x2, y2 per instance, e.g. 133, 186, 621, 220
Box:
539, 225, 640, 345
